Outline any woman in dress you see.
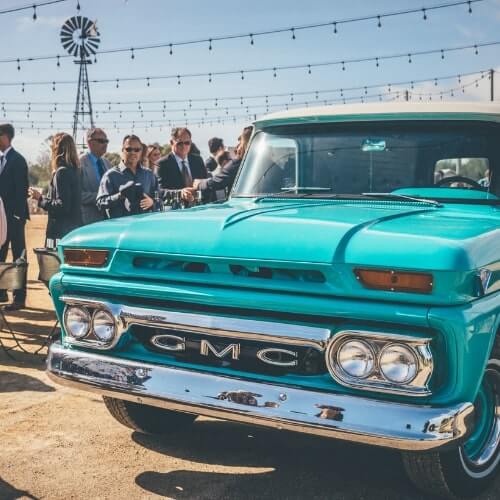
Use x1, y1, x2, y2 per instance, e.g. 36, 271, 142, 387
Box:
30, 133, 82, 246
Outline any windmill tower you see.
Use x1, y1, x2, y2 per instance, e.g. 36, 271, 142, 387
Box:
60, 16, 100, 143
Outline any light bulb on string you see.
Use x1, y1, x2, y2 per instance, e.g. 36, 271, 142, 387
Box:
146, 77, 150, 87
241, 70, 245, 80
375, 57, 379, 67
32, 5, 37, 20
377, 16, 381, 28
116, 79, 119, 88
332, 22, 337, 34
169, 44, 173, 55
273, 67, 277, 78
57, 55, 61, 67
76, 1, 81, 11
177, 75, 181, 85
422, 8, 427, 20
249, 34, 254, 45
441, 49, 445, 59
468, 1, 472, 14
208, 39, 212, 51
474, 45, 478, 55
291, 28, 296, 40
341, 61, 345, 71
130, 48, 135, 60
408, 53, 412, 63
307, 65, 311, 75
17, 59, 21, 71
208, 73, 212, 83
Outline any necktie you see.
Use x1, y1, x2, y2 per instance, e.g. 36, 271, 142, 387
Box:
0, 154, 5, 176
181, 160, 192, 187
96, 157, 106, 179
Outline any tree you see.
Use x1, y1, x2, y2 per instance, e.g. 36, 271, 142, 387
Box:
104, 152, 121, 167
28, 138, 52, 189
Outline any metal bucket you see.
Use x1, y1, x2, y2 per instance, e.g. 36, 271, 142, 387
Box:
0, 262, 28, 290
34, 248, 61, 284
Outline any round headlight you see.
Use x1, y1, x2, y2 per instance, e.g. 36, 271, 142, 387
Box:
337, 340, 375, 379
92, 309, 116, 342
379, 344, 418, 384
64, 306, 91, 339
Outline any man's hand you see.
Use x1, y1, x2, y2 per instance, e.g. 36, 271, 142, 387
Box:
181, 188, 195, 202
140, 194, 154, 210
29, 187, 41, 200
192, 179, 201, 190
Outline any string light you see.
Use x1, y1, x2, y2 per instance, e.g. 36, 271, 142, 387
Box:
0, 0, 68, 16
0, 1, 484, 67
4, 40, 496, 91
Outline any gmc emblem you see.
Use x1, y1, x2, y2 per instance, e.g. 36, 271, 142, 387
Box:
151, 335, 298, 367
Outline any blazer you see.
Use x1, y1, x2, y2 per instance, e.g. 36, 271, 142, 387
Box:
80, 153, 111, 225
197, 159, 242, 194
39, 164, 82, 240
157, 153, 208, 189
0, 148, 29, 221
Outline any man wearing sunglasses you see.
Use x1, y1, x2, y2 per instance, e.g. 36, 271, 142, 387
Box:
0, 123, 29, 310
157, 127, 208, 204
80, 128, 112, 225
96, 134, 158, 219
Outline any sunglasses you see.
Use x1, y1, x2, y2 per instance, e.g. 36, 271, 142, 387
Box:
92, 138, 109, 144
124, 147, 142, 153
175, 140, 191, 147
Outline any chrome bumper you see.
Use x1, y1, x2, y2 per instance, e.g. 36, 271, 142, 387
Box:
47, 342, 473, 451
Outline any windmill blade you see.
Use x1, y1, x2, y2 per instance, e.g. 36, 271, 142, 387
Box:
82, 17, 92, 37
75, 16, 83, 30
67, 16, 79, 31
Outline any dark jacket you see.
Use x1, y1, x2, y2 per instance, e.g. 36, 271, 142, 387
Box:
197, 159, 241, 194
157, 153, 208, 189
38, 164, 82, 240
205, 156, 217, 172
0, 148, 29, 221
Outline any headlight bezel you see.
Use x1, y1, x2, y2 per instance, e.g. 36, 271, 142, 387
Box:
326, 330, 433, 396
62, 299, 121, 349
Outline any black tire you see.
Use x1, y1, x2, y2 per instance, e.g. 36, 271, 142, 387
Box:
402, 334, 500, 499
103, 396, 197, 435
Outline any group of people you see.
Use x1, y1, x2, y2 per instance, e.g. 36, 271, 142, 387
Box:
0, 122, 252, 310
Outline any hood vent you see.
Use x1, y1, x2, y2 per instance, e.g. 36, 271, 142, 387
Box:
133, 256, 325, 283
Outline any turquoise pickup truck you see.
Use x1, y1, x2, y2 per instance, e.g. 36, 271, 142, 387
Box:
47, 103, 499, 498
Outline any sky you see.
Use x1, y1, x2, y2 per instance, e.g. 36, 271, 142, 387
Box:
1, 0, 499, 163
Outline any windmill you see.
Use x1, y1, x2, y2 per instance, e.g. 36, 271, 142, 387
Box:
60, 16, 100, 142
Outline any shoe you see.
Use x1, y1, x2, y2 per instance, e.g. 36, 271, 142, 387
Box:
3, 302, 26, 312
0, 292, 8, 303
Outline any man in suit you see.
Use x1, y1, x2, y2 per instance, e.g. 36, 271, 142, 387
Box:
205, 137, 224, 172
80, 128, 111, 225
157, 127, 208, 204
0, 123, 29, 310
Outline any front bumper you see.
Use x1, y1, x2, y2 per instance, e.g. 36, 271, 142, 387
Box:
47, 342, 473, 451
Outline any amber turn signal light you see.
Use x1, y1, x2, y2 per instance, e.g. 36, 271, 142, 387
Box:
354, 268, 433, 294
63, 249, 109, 267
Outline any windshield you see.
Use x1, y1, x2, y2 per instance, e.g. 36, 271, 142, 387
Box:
233, 120, 500, 202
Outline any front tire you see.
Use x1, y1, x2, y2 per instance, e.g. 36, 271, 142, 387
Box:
103, 396, 197, 435
402, 335, 500, 498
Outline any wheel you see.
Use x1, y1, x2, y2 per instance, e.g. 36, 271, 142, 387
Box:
402, 335, 500, 499
435, 175, 483, 190
103, 396, 197, 435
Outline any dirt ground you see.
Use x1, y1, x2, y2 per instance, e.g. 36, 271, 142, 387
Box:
0, 215, 498, 500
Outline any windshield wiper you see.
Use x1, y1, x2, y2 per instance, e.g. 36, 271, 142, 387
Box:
361, 192, 442, 207
280, 186, 333, 193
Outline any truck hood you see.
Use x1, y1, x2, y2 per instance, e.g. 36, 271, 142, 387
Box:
64, 198, 498, 271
